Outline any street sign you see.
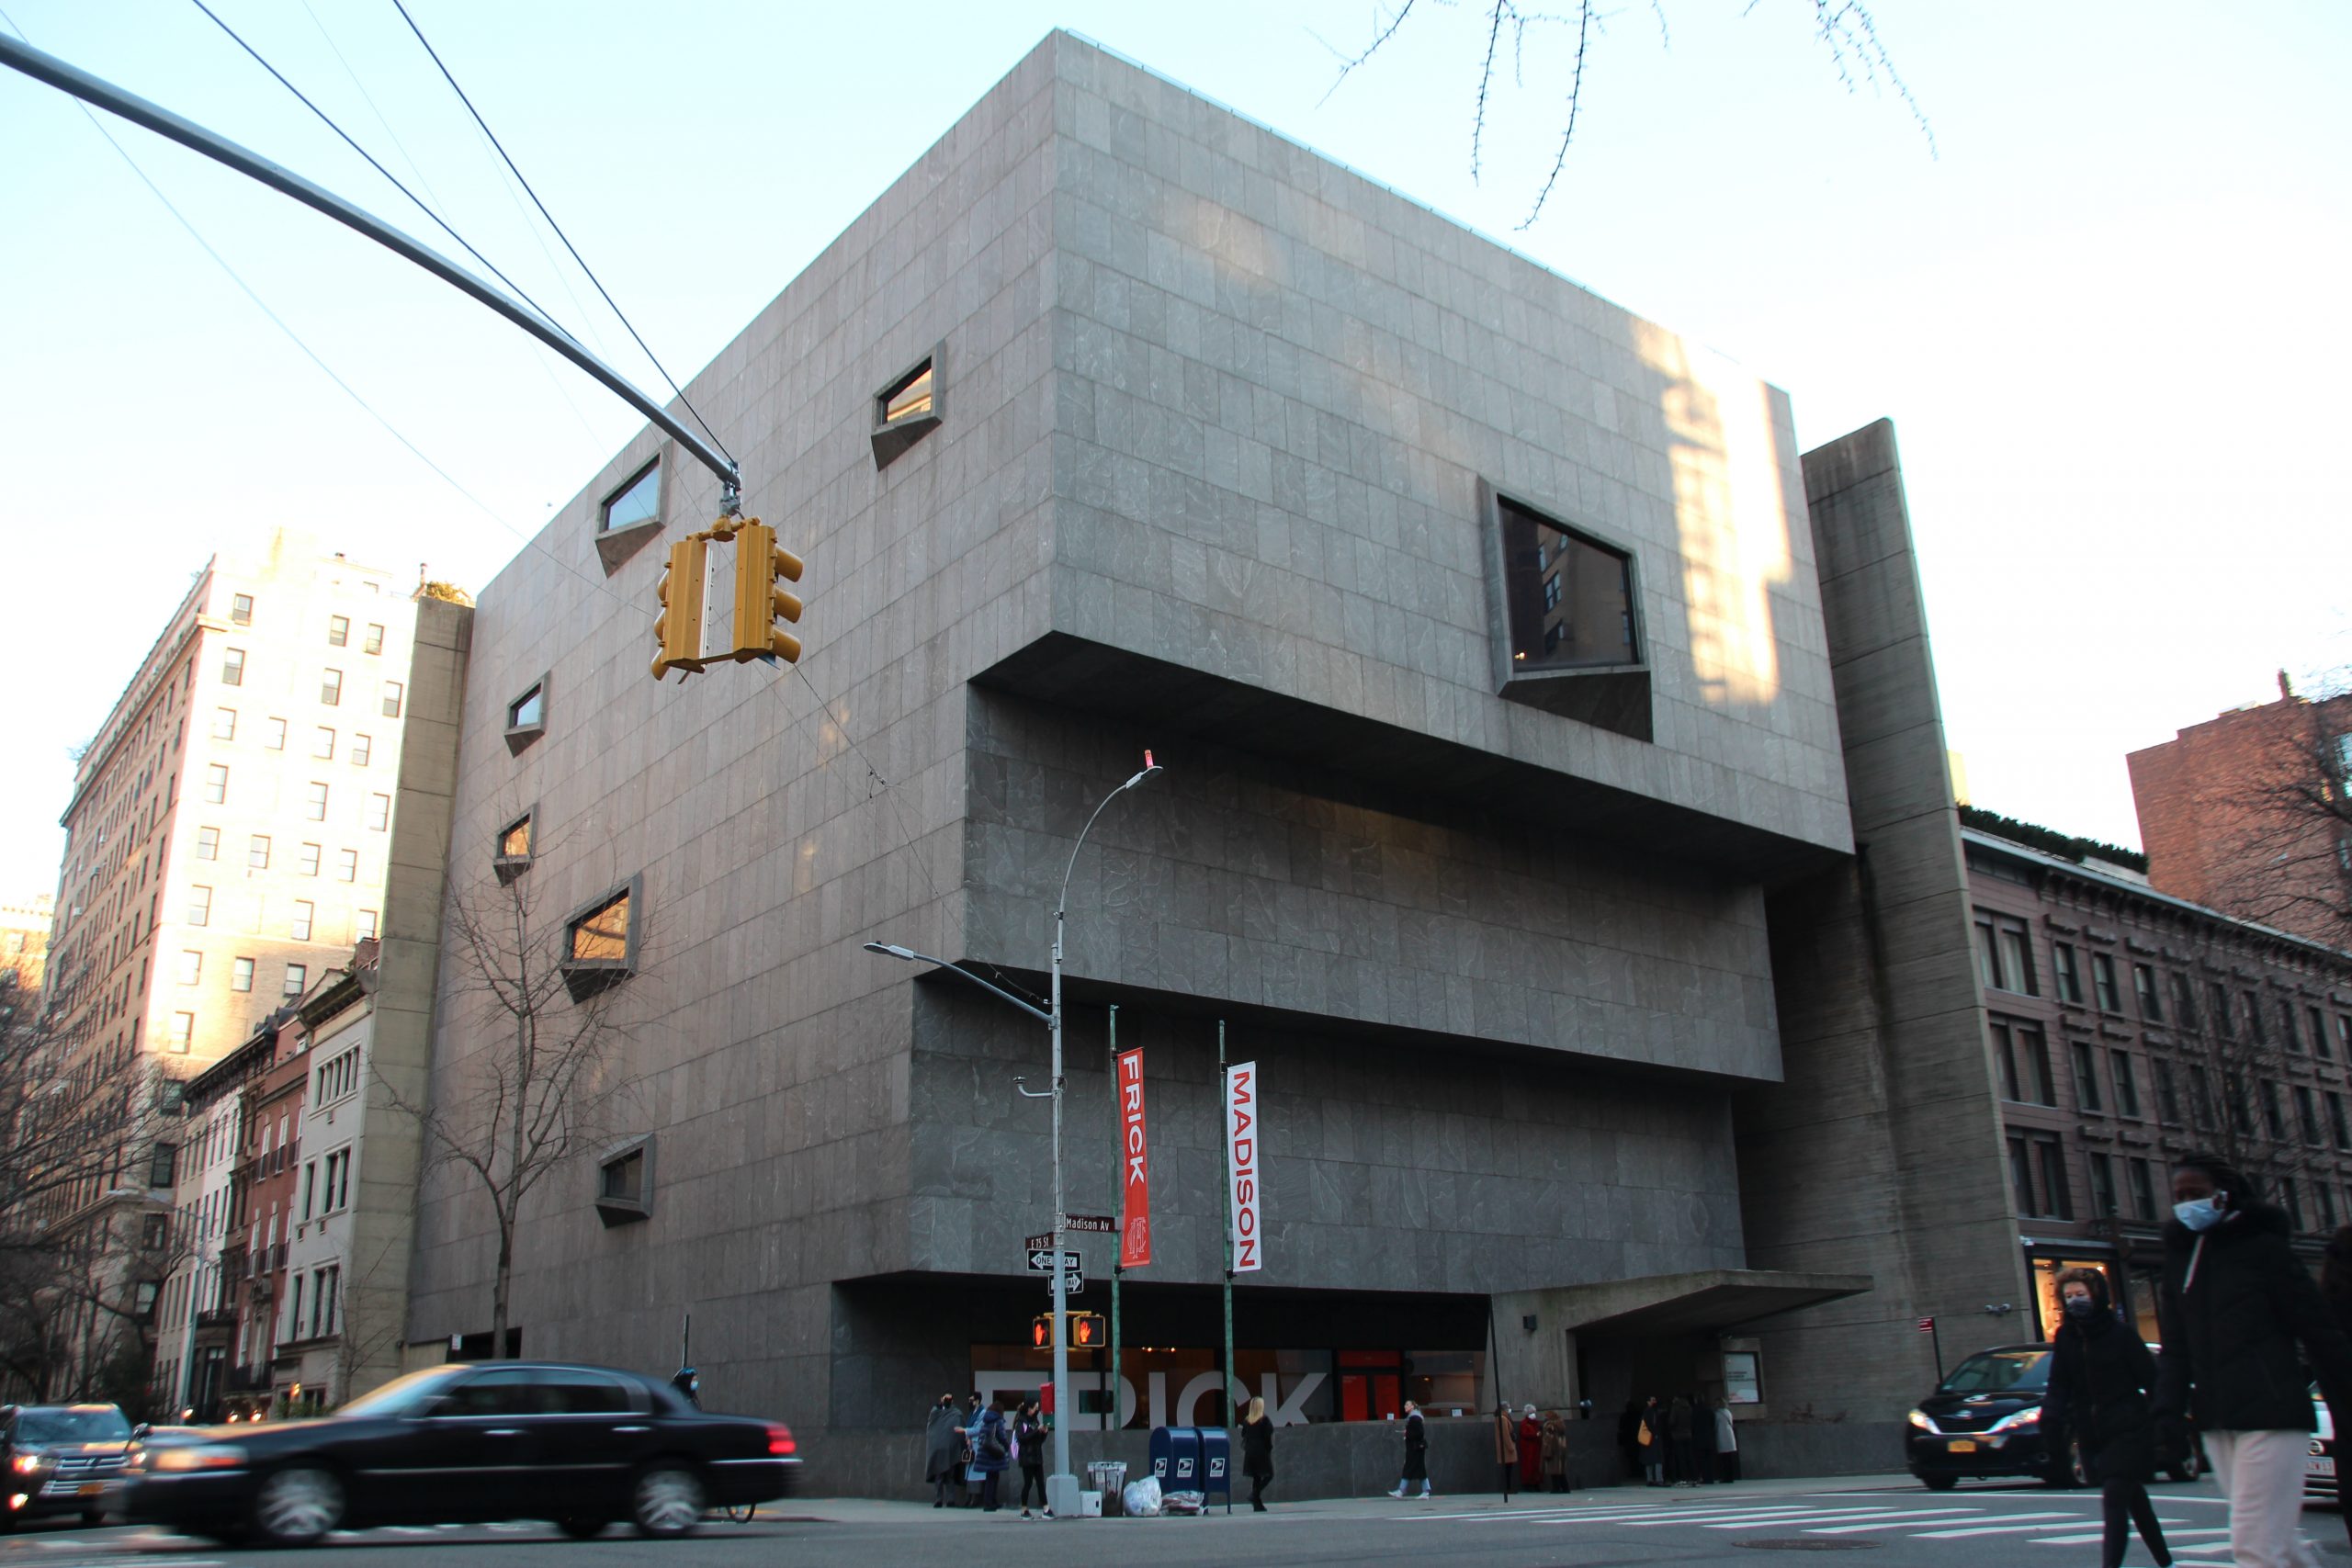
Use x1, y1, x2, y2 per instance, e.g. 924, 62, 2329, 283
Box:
1065, 1213, 1114, 1235
1047, 1270, 1083, 1295
1027, 1249, 1081, 1273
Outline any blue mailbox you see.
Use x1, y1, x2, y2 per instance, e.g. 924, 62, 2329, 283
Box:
1149, 1426, 1201, 1491
1194, 1425, 1232, 1506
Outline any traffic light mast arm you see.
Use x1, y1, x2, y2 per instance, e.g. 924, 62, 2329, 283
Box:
0, 31, 741, 509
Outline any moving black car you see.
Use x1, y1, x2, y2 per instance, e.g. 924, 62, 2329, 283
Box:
125, 1360, 797, 1546
1906, 1342, 2199, 1490
2, 1404, 133, 1530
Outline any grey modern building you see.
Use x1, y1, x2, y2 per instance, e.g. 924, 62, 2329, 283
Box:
403, 32, 2025, 1490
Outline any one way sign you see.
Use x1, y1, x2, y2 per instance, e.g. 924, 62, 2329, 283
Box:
1026, 1248, 1081, 1273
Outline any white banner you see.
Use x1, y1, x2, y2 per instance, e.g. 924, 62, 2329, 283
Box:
1225, 1060, 1262, 1272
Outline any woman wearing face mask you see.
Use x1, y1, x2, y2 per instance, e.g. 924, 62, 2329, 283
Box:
2153, 1154, 2352, 1568
2045, 1269, 2171, 1568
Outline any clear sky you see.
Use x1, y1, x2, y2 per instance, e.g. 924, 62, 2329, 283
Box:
3, 1, 2346, 900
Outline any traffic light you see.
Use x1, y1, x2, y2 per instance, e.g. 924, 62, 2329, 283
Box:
1068, 1311, 1105, 1348
728, 519, 803, 665
650, 536, 708, 682
1030, 1314, 1055, 1351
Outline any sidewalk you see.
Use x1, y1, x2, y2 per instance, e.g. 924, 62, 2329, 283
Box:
774, 1472, 1926, 1526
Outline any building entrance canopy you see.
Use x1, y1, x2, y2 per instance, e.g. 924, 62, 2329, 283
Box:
1522, 1269, 1874, 1338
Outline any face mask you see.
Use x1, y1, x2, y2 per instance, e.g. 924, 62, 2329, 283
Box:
2175, 1194, 2227, 1231
2064, 1296, 2097, 1317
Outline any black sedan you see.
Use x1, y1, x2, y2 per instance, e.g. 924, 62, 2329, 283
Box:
125, 1361, 797, 1546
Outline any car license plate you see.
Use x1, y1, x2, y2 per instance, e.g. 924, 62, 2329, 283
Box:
2311, 1457, 2336, 1479
1946, 1439, 1978, 1454
77, 1483, 104, 1497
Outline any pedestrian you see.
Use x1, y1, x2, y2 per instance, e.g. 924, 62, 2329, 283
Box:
1668, 1393, 1694, 1486
1493, 1402, 1518, 1499
1388, 1399, 1433, 1497
924, 1393, 962, 1508
1712, 1395, 1739, 1484
2153, 1153, 2352, 1568
1013, 1399, 1049, 1520
955, 1392, 982, 1506
971, 1397, 1011, 1513
2047, 1268, 2172, 1568
1639, 1394, 1666, 1486
1617, 1398, 1643, 1480
1540, 1408, 1569, 1493
1517, 1404, 1544, 1490
1240, 1394, 1274, 1512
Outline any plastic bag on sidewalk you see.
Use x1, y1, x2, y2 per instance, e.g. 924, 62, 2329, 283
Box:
1122, 1475, 1163, 1517
1160, 1489, 1205, 1514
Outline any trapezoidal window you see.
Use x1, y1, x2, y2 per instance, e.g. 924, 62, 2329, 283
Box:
871, 349, 943, 468
561, 876, 640, 999
594, 457, 663, 574
1484, 486, 1652, 741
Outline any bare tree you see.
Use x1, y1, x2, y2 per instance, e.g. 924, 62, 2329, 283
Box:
1319, 0, 1932, 226
383, 863, 637, 1361
2204, 677, 2352, 953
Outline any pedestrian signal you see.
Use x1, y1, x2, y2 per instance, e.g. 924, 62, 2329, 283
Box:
1069, 1312, 1104, 1348
1030, 1314, 1054, 1350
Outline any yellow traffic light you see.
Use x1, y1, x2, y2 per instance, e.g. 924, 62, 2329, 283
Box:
729, 519, 804, 665
651, 537, 708, 682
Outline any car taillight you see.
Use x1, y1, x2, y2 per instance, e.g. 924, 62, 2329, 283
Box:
766, 1424, 797, 1457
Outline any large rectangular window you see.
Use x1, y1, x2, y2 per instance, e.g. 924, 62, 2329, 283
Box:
247, 834, 270, 870
230, 593, 253, 626
1990, 1017, 2056, 1106
1498, 496, 1638, 671
334, 849, 356, 883
2171, 972, 2199, 1027
2280, 999, 2303, 1054
2154, 1059, 2181, 1123
2110, 1051, 2141, 1119
196, 826, 220, 861
351, 733, 372, 767
2296, 1085, 2322, 1145
211, 707, 236, 741
2127, 1158, 2157, 1221
2331, 1090, 2350, 1151
306, 782, 329, 821
2037, 1139, 2075, 1221
2052, 942, 2083, 1006
2090, 953, 2121, 1013
2132, 963, 2162, 1021
2314, 1007, 2335, 1061
232, 956, 254, 993
2089, 1153, 2119, 1218
364, 623, 384, 656
2070, 1040, 2103, 1114
368, 793, 390, 830
187, 886, 212, 927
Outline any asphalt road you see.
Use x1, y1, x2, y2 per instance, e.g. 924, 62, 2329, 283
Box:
4, 1477, 2344, 1568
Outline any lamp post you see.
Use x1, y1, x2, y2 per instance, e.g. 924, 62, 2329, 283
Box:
865, 751, 1161, 1516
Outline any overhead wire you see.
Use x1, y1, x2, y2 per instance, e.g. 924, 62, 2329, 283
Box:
388, 0, 734, 468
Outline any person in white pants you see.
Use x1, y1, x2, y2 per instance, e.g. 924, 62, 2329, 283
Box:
2153, 1154, 2352, 1568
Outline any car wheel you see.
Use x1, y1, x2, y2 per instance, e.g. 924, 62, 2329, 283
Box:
631, 1464, 704, 1538
254, 1465, 345, 1546
1919, 1472, 1957, 1492
557, 1517, 609, 1540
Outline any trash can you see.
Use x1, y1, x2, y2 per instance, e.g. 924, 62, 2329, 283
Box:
1194, 1426, 1232, 1507
1149, 1426, 1201, 1490
1089, 1461, 1127, 1516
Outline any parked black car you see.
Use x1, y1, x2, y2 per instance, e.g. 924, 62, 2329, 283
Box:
2, 1404, 134, 1530
1906, 1342, 2200, 1491
125, 1361, 798, 1546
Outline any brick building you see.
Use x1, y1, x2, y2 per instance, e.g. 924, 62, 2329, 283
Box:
1963, 818, 2352, 1347
2129, 682, 2352, 950
1, 895, 52, 990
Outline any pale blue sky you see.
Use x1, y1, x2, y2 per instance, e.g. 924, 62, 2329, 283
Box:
3, 1, 2346, 898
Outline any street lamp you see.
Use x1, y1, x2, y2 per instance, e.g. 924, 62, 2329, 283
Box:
864, 750, 1161, 1517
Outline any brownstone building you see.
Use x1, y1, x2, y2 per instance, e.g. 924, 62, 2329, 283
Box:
2129, 682, 2352, 950
1963, 818, 2352, 1348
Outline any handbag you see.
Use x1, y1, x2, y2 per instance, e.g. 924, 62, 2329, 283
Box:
1637, 1421, 1654, 1448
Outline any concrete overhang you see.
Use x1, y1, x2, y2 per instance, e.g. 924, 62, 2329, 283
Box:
1516, 1269, 1874, 1337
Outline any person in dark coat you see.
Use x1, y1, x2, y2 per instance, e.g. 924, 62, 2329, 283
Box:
1667, 1394, 1695, 1486
1387, 1400, 1432, 1498
971, 1400, 1012, 1513
923, 1393, 963, 1507
1517, 1404, 1544, 1489
2153, 1154, 2352, 1568
1240, 1395, 1274, 1511
1492, 1403, 1519, 1498
2046, 1268, 2172, 1568
1540, 1409, 1569, 1493
1639, 1394, 1667, 1485
1013, 1400, 1049, 1520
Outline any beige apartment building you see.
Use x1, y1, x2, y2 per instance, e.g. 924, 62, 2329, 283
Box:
1, 894, 53, 989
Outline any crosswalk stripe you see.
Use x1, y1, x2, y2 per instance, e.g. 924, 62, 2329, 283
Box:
2034, 1526, 2232, 1547
1698, 1508, 1980, 1529
1912, 1513, 2125, 1538
1802, 1512, 1996, 1535
1570, 1506, 1849, 1525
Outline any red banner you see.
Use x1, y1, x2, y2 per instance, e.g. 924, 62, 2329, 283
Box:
1227, 1060, 1261, 1272
1118, 1047, 1152, 1267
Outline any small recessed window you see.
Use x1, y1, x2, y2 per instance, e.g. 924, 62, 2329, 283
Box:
321, 669, 344, 706
356, 908, 378, 942
283, 963, 308, 997
871, 351, 944, 468
562, 877, 640, 998
328, 615, 349, 648
382, 682, 404, 718
335, 849, 357, 883
195, 827, 220, 861
168, 1012, 195, 1053
232, 957, 254, 993
509, 686, 543, 729
187, 886, 212, 927
571, 891, 630, 962
176, 950, 202, 986
595, 1137, 654, 1226
602, 1151, 643, 1202
306, 782, 329, 821
221, 648, 245, 687
291, 900, 314, 942
495, 812, 535, 883
204, 765, 229, 805
351, 733, 373, 767
601, 460, 660, 534
364, 623, 384, 656
368, 793, 390, 831
212, 707, 237, 741
300, 842, 321, 876
248, 834, 271, 870
313, 727, 336, 761
265, 716, 287, 750
504, 676, 549, 753
231, 594, 253, 626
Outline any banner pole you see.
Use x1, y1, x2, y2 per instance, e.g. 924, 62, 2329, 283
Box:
1220, 1018, 1235, 1515
1109, 1004, 1121, 1437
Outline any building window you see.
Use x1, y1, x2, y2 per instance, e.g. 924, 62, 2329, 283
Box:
2070, 1040, 2104, 1114
196, 826, 220, 861
2090, 953, 2120, 1013
495, 811, 534, 882
2313, 1007, 2334, 1062
1499, 495, 1640, 672
2037, 1139, 2074, 1220
368, 793, 390, 831
2052, 942, 2083, 1006
601, 459, 661, 533
307, 782, 329, 821
2188, 1065, 2215, 1131
283, 963, 308, 997
562, 878, 640, 998
300, 842, 321, 876
2332, 1090, 2351, 1151
2339, 1016, 2352, 1057
291, 900, 314, 942
248, 834, 271, 870
594, 1137, 653, 1225
2126, 1158, 2157, 1221
504, 677, 548, 753
2007, 1135, 2033, 1216
335, 849, 357, 883
2089, 1153, 2119, 1218
203, 764, 228, 804
2132, 963, 2162, 1022
871, 355, 943, 468
168, 1011, 194, 1053
1989, 1016, 2055, 1106
351, 733, 372, 767
232, 956, 254, 993
265, 716, 287, 750
321, 669, 343, 706
187, 886, 212, 927
222, 647, 246, 686
2109, 1050, 2141, 1119
382, 682, 403, 718
2324, 1183, 2341, 1232
2171, 972, 2199, 1027
2296, 1084, 2322, 1145
212, 707, 237, 741
149, 1144, 177, 1188
356, 908, 378, 942
2280, 999, 2303, 1054
364, 623, 384, 656
2283, 1177, 2304, 1232
313, 727, 335, 761
176, 950, 201, 986
231, 593, 253, 626
2243, 991, 2267, 1045
2209, 982, 2233, 1037
328, 615, 349, 648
